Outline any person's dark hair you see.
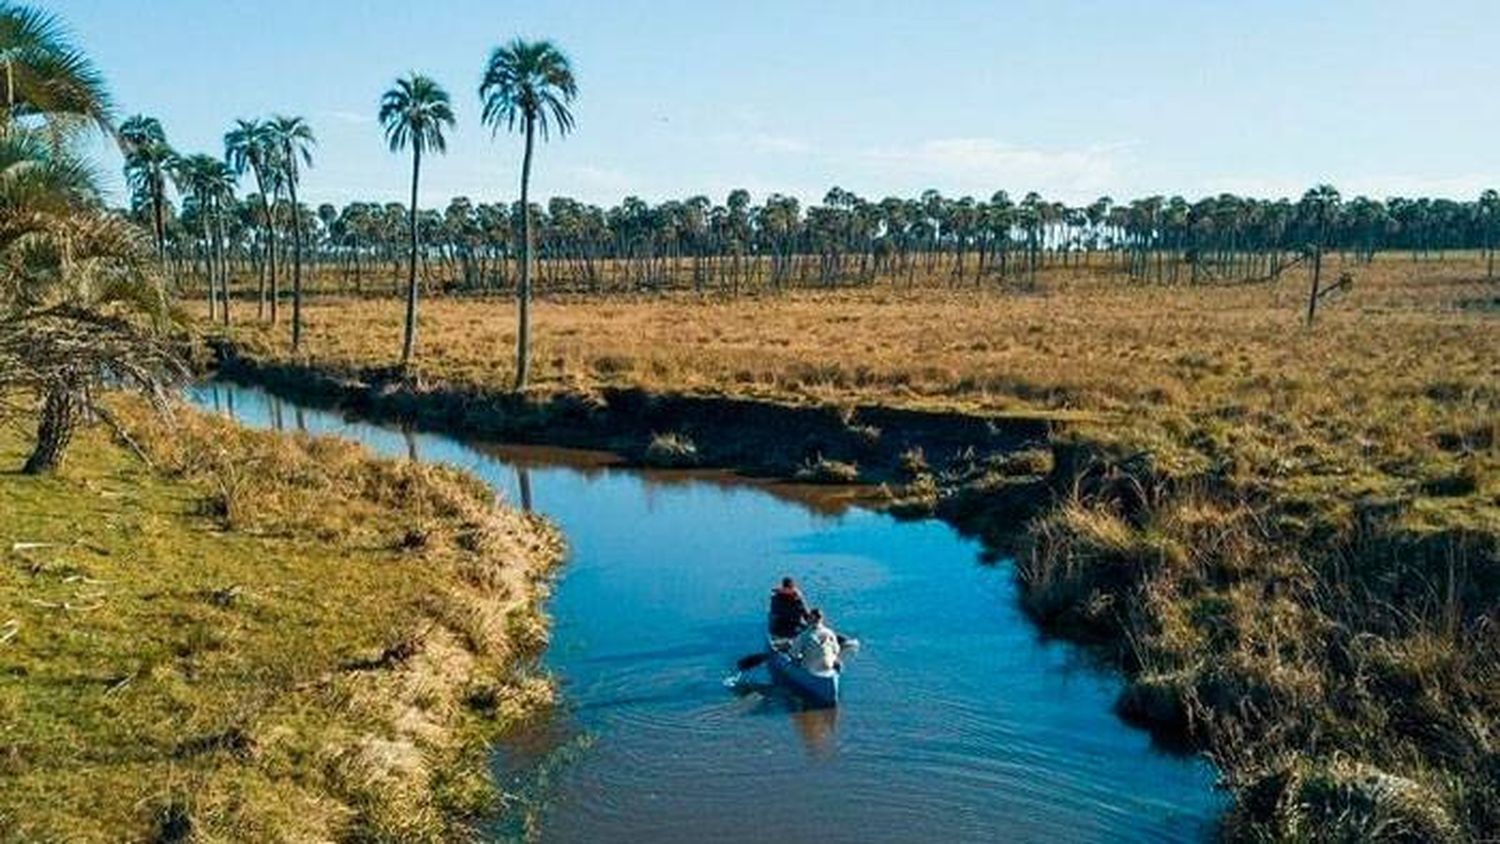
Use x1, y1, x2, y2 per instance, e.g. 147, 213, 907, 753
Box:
781, 576, 795, 588
808, 608, 823, 622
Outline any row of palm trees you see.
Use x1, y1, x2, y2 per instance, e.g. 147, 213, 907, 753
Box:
140, 183, 1500, 300
126, 113, 317, 345
125, 39, 578, 386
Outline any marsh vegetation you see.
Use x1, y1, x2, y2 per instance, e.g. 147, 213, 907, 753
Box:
226, 255, 1498, 840
2, 0, 1496, 839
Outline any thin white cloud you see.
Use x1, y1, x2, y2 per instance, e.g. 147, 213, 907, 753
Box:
858, 138, 1125, 200
559, 164, 635, 197
707, 131, 814, 156
747, 133, 812, 154
320, 109, 373, 126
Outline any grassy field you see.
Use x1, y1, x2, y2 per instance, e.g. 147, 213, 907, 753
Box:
238, 253, 1496, 505
227, 253, 1498, 839
0, 401, 562, 841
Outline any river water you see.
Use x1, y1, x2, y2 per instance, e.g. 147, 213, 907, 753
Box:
187, 381, 1223, 843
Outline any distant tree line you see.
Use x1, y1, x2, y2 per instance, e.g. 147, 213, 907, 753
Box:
123, 163, 1500, 299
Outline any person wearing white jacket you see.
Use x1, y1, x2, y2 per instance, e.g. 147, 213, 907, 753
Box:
793, 608, 841, 675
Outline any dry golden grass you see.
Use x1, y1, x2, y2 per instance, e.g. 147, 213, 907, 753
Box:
236, 253, 1497, 508
0, 401, 562, 842
235, 254, 1489, 401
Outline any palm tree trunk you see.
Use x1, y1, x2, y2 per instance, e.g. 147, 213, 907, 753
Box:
204, 238, 217, 323
1306, 246, 1323, 326
217, 203, 231, 326
401, 145, 421, 368
289, 177, 304, 351
22, 385, 80, 474
514, 117, 535, 391
256, 236, 267, 320
259, 182, 278, 325
151, 178, 166, 262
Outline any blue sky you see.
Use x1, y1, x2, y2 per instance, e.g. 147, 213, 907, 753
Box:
53, 0, 1500, 208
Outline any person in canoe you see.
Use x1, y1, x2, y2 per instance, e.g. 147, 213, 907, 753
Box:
793, 608, 841, 673
768, 576, 810, 639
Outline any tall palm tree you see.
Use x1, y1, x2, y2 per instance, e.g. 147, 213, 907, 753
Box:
379, 73, 455, 369
267, 114, 314, 350
118, 114, 173, 260
479, 38, 576, 390
224, 118, 278, 321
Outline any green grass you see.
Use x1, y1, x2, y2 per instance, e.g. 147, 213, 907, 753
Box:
0, 403, 562, 842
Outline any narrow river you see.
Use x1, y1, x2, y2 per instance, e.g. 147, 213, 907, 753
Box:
188, 381, 1223, 843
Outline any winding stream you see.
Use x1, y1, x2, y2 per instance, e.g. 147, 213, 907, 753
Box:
188, 381, 1223, 843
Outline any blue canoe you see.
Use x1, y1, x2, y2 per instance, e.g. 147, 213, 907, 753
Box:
766, 637, 840, 708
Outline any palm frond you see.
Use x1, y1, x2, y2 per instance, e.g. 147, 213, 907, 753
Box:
380, 73, 454, 156
0, 2, 114, 138
479, 37, 577, 141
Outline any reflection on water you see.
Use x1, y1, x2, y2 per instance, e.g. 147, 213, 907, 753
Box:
516, 466, 533, 513
790, 708, 839, 759
722, 672, 841, 760
187, 381, 1224, 843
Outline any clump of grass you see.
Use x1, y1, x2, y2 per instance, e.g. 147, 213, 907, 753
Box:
848, 422, 881, 448
795, 454, 859, 484
898, 446, 928, 477
1229, 759, 1460, 843
642, 431, 699, 467
834, 407, 882, 448
591, 353, 635, 377
991, 446, 1052, 476
1021, 498, 1189, 638
884, 472, 940, 518
1114, 670, 1194, 736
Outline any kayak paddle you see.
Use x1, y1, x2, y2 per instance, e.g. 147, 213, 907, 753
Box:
736, 652, 769, 671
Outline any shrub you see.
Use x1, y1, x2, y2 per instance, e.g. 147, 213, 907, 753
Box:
642, 432, 699, 467
795, 454, 859, 484
898, 446, 928, 477
1229, 760, 1459, 843
848, 422, 881, 448
885, 473, 939, 518
992, 447, 1053, 476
